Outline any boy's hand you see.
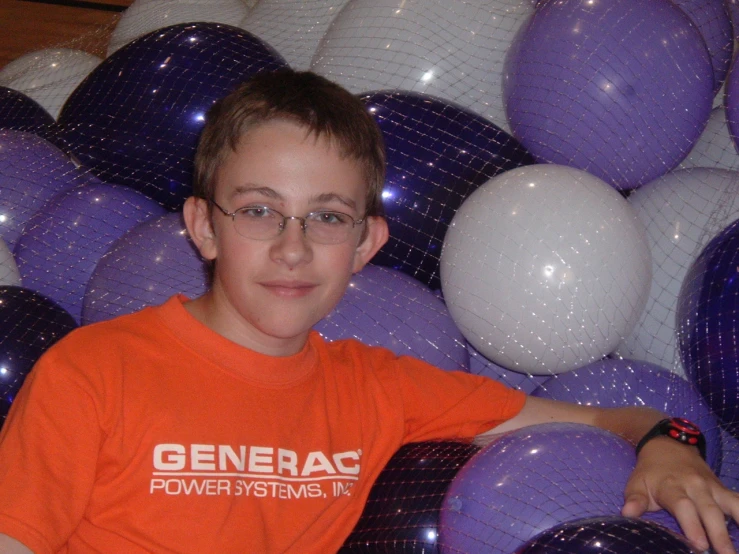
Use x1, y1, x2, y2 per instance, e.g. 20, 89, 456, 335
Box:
621, 436, 739, 554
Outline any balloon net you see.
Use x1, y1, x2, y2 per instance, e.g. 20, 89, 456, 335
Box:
0, 0, 738, 551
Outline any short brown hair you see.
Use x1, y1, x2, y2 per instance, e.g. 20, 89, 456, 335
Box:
193, 69, 386, 217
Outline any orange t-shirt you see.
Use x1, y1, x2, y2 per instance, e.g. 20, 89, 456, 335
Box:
0, 295, 525, 553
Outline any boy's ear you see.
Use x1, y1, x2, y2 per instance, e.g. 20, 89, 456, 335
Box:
183, 196, 218, 261
352, 216, 389, 273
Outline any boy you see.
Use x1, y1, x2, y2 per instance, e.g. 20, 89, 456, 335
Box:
0, 69, 736, 553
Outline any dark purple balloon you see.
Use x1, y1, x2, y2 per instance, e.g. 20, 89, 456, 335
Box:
58, 23, 287, 211
14, 179, 167, 322
676, 218, 739, 438
0, 86, 57, 145
0, 286, 77, 423
531, 359, 722, 472
505, 0, 713, 190
82, 212, 208, 324
0, 130, 83, 251
514, 516, 699, 554
340, 441, 479, 553
468, 343, 548, 394
360, 91, 535, 289
439, 423, 637, 554
314, 264, 469, 372
720, 428, 739, 492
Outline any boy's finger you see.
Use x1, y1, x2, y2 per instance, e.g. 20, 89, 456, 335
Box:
666, 496, 710, 553
621, 493, 649, 518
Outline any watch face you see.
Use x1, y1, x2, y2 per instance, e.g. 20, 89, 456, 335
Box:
672, 417, 700, 434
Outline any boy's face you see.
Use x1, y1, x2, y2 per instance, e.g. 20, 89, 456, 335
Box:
184, 119, 388, 355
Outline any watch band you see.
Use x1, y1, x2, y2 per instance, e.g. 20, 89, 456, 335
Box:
635, 417, 707, 461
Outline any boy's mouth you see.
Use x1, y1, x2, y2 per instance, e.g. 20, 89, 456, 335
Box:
260, 280, 317, 298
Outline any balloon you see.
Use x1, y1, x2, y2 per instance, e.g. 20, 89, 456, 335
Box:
0, 130, 83, 251
677, 218, 739, 438
311, 0, 533, 130
531, 358, 721, 472
58, 22, 287, 210
108, 0, 254, 55
14, 180, 167, 322
514, 516, 699, 554
361, 90, 535, 289
82, 212, 209, 324
340, 441, 479, 553
440, 164, 651, 375
439, 423, 639, 554
679, 107, 739, 172
241, 0, 350, 71
314, 265, 469, 372
467, 343, 547, 394
0, 238, 20, 287
0, 86, 57, 145
0, 286, 77, 423
618, 168, 739, 374
720, 429, 739, 492
505, 0, 713, 190
0, 48, 101, 119
669, 0, 733, 94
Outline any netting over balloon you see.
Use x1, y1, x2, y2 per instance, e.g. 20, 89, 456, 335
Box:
1, 0, 738, 551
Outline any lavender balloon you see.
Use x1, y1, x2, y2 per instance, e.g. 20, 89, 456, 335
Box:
468, 343, 547, 394
531, 359, 721, 472
14, 179, 167, 322
439, 423, 636, 553
82, 212, 208, 323
0, 130, 82, 251
505, 0, 713, 190
315, 265, 469, 372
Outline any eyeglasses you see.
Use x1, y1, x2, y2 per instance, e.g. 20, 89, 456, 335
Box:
210, 199, 366, 245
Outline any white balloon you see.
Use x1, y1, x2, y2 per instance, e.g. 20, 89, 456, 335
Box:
0, 49, 101, 119
679, 107, 739, 171
108, 0, 255, 56
0, 238, 20, 287
310, 0, 533, 131
617, 168, 739, 375
440, 164, 652, 375
241, 0, 350, 71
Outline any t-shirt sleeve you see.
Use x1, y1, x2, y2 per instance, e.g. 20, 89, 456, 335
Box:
381, 354, 527, 444
0, 340, 107, 554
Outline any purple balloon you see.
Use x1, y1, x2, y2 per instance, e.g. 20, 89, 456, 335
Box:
361, 91, 535, 289
531, 359, 722, 472
439, 423, 637, 554
58, 23, 287, 210
0, 87, 57, 146
314, 265, 469, 372
670, 0, 733, 94
676, 218, 739, 438
514, 516, 699, 554
720, 428, 739, 492
341, 441, 479, 553
0, 130, 83, 250
505, 0, 713, 190
82, 212, 208, 323
468, 343, 548, 394
14, 180, 167, 322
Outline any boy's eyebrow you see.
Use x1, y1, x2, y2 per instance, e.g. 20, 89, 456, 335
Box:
231, 187, 359, 212
310, 193, 357, 212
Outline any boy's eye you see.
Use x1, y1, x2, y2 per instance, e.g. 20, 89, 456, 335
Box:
310, 211, 350, 225
239, 206, 274, 219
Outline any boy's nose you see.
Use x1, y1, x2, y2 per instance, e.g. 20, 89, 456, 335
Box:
269, 218, 313, 267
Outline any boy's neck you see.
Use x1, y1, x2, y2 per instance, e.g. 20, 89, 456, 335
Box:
183, 293, 311, 357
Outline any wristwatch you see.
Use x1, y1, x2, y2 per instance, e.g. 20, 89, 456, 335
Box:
635, 417, 706, 461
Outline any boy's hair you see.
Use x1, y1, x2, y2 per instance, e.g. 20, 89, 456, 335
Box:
193, 69, 386, 217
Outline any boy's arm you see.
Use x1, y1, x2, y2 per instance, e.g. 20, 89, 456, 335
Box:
478, 396, 739, 554
0, 533, 33, 553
